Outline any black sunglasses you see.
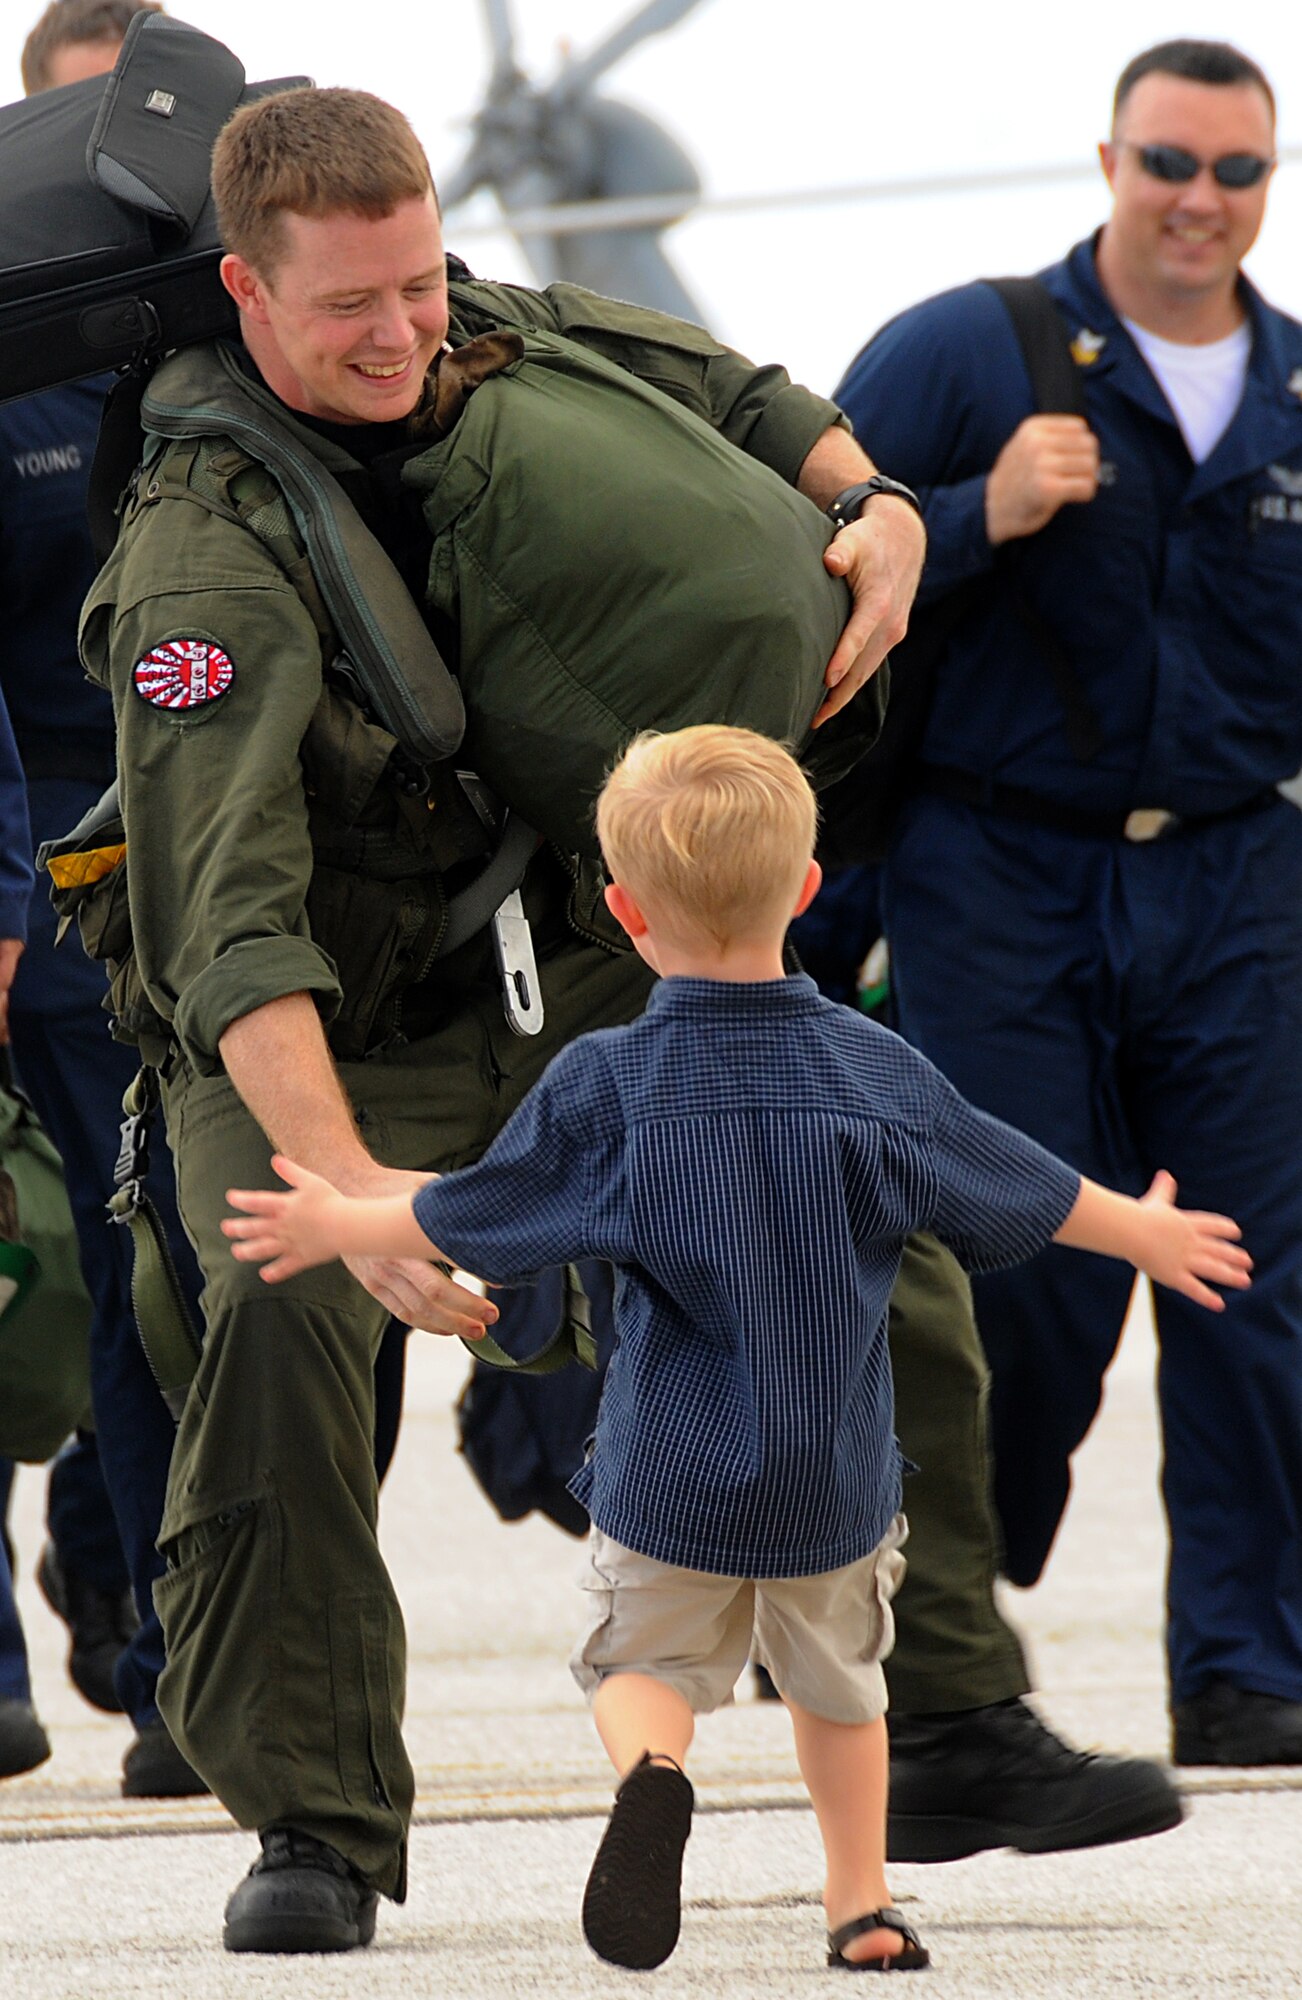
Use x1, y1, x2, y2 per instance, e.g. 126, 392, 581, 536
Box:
1122, 141, 1274, 189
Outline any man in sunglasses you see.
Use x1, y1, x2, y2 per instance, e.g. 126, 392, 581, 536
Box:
833, 36, 1302, 1777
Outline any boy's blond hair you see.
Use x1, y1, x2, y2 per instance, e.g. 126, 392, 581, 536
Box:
597, 726, 817, 950
212, 88, 435, 279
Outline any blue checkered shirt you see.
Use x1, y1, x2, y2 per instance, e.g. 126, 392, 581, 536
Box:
413, 975, 1080, 1577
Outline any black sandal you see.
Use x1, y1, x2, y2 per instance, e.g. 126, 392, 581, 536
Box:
827, 1906, 930, 1972
582, 1752, 695, 1970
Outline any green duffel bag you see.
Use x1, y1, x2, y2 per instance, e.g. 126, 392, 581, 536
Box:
132, 331, 886, 860
405, 325, 874, 855
0, 1057, 93, 1464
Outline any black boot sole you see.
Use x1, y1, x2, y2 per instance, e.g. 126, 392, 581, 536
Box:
888, 1787, 1184, 1863
1172, 1730, 1302, 1767
223, 1891, 377, 1953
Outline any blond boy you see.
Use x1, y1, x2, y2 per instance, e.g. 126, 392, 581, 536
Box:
226, 726, 1248, 1973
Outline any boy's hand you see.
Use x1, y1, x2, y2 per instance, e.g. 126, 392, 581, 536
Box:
223, 1157, 498, 1339
224, 1154, 346, 1283
1134, 1170, 1253, 1311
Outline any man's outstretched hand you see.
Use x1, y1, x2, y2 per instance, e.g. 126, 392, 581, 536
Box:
340, 1253, 496, 1342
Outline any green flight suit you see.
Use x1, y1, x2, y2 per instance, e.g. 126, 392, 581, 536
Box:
82, 276, 1028, 1896
153, 869, 652, 1894
885, 1233, 1030, 1712
80, 282, 852, 1894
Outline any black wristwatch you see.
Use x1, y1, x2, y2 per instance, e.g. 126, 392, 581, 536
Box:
826, 476, 923, 530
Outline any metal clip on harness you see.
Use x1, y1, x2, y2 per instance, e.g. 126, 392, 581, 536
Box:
107, 1066, 202, 1421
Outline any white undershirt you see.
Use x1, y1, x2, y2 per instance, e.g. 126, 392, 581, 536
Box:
1122, 317, 1252, 463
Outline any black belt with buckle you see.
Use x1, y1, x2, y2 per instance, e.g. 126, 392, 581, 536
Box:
920, 766, 1278, 843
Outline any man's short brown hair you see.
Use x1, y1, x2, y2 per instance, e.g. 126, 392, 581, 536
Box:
212, 87, 436, 278
596, 726, 818, 953
1113, 40, 1275, 127
21, 0, 160, 95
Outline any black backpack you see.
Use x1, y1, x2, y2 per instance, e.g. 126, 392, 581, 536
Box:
0, 12, 305, 407
815, 277, 1093, 870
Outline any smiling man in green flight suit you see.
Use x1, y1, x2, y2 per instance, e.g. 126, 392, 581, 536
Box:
80, 83, 927, 1954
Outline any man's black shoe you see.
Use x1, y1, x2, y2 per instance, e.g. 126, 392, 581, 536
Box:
887, 1696, 1184, 1861
121, 1720, 210, 1798
1172, 1681, 1302, 1766
0, 1698, 51, 1779
223, 1826, 378, 1953
35, 1541, 137, 1714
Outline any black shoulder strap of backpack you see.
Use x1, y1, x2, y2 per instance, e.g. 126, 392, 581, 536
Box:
985, 276, 1101, 762
987, 276, 1086, 417
88, 366, 151, 566
814, 275, 1101, 871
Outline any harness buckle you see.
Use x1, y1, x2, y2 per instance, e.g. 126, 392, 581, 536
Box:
109, 1108, 151, 1218
491, 890, 545, 1038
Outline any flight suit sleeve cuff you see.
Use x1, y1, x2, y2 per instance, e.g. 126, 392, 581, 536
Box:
749, 388, 851, 485
915, 474, 997, 602
171, 938, 343, 1077
0, 888, 29, 946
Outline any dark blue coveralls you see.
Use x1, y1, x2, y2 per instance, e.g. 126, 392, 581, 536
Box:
0, 380, 196, 1726
835, 237, 1302, 1707
0, 681, 38, 1704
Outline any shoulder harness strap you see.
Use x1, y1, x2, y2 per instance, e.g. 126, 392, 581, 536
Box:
141, 344, 466, 767
985, 276, 1101, 763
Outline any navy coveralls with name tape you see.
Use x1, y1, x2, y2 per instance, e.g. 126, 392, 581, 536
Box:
0, 381, 200, 1728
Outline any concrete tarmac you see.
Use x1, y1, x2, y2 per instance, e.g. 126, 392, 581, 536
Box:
3, 1292, 1299, 1996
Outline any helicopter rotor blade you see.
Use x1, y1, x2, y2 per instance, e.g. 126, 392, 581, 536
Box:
547, 0, 711, 106
444, 0, 710, 212
442, 0, 527, 210
480, 0, 518, 84
439, 147, 487, 212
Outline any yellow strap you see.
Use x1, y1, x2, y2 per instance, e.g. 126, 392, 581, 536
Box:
45, 844, 126, 890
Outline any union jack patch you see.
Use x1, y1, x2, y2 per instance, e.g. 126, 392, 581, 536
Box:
133, 638, 235, 712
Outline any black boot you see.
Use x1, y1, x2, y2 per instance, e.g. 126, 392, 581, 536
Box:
223, 1826, 379, 1954
0, 1698, 51, 1779
121, 1719, 210, 1798
887, 1696, 1183, 1861
1172, 1682, 1302, 1766
35, 1541, 136, 1714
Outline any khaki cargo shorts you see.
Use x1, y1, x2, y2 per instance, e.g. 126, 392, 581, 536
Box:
571, 1514, 908, 1726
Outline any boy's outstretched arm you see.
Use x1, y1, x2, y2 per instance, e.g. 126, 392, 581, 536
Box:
224, 1154, 444, 1286
1055, 1170, 1252, 1311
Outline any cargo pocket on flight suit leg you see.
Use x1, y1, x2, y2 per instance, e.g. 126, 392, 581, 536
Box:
152, 1487, 283, 1816
328, 1592, 409, 1827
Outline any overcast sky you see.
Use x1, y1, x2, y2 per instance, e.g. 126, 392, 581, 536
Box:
11, 2, 1299, 395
